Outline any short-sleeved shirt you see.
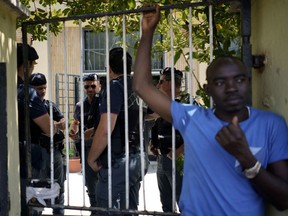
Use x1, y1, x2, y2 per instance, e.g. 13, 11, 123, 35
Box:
99, 76, 140, 154
43, 99, 64, 122
171, 101, 288, 216
74, 95, 100, 129
100, 78, 124, 115
17, 77, 48, 143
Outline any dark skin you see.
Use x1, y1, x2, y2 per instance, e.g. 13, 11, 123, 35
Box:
133, 5, 288, 211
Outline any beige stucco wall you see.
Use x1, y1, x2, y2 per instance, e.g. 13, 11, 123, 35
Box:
252, 1, 288, 215
251, 0, 288, 122
0, 1, 29, 215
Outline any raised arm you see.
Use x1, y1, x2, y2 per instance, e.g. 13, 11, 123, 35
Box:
133, 5, 172, 123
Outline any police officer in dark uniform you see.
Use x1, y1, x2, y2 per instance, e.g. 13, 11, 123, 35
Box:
29, 72, 65, 215
150, 67, 184, 213
69, 73, 100, 215
17, 44, 53, 216
88, 47, 149, 213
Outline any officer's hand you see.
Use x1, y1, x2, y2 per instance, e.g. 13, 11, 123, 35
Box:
84, 128, 94, 140
69, 129, 78, 140
149, 141, 159, 156
55, 118, 66, 131
88, 159, 102, 172
215, 116, 254, 163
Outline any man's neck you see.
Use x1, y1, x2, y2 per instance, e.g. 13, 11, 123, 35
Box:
87, 95, 94, 104
214, 106, 250, 123
112, 74, 123, 80
17, 70, 24, 81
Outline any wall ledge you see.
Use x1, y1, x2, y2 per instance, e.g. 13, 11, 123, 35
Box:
1, 0, 30, 18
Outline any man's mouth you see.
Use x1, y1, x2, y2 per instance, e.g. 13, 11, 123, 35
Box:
225, 96, 242, 104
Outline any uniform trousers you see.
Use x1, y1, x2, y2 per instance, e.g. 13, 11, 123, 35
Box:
157, 154, 183, 212
96, 152, 149, 215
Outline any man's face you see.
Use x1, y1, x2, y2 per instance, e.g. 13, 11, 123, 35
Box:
84, 80, 98, 97
34, 84, 47, 100
205, 63, 250, 114
28, 60, 37, 76
157, 74, 180, 97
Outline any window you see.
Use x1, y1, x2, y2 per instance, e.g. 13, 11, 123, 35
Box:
84, 30, 163, 73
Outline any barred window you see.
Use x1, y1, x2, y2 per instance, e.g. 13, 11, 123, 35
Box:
84, 30, 163, 73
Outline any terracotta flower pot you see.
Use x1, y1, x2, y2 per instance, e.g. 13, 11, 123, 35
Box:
69, 157, 82, 173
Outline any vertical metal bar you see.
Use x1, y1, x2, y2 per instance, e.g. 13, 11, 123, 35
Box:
139, 13, 147, 211
78, 20, 87, 206
169, 8, 176, 213
122, 14, 130, 210
74, 76, 79, 105
0, 63, 8, 215
241, 0, 252, 104
188, 6, 193, 104
209, 4, 214, 108
105, 15, 113, 208
209, 5, 213, 63
21, 23, 32, 181
62, 21, 71, 206
47, 23, 55, 205
55, 74, 59, 106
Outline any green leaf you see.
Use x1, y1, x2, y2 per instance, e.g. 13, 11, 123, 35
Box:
174, 49, 182, 65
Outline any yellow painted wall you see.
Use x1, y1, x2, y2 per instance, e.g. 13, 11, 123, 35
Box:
252, 1, 288, 215
251, 0, 288, 121
0, 3, 25, 216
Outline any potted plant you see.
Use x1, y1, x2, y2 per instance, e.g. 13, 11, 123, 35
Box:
63, 143, 81, 173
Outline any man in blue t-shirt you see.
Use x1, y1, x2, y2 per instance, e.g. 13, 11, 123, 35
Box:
133, 6, 288, 216
88, 47, 149, 213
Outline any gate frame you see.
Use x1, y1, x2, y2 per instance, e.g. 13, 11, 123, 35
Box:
21, 0, 251, 215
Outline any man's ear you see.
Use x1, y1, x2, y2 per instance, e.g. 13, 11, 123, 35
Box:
203, 83, 211, 96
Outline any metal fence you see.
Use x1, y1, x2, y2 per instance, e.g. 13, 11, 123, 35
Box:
21, 1, 251, 215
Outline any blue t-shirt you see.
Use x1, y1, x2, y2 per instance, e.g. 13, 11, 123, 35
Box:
171, 101, 288, 216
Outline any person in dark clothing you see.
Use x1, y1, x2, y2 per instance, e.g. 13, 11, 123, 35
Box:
30, 72, 66, 215
150, 67, 184, 213
88, 47, 149, 214
17, 43, 54, 216
69, 73, 100, 215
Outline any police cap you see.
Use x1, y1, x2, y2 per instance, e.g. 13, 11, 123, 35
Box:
17, 43, 39, 68
30, 73, 47, 86
160, 67, 183, 87
83, 74, 98, 81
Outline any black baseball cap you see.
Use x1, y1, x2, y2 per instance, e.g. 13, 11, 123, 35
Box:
160, 67, 183, 78
29, 73, 47, 86
17, 43, 39, 68
83, 73, 98, 81
160, 67, 183, 87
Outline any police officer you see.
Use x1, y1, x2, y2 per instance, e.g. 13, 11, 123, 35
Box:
88, 47, 149, 213
30, 72, 65, 215
150, 67, 184, 213
17, 43, 53, 216
69, 73, 100, 215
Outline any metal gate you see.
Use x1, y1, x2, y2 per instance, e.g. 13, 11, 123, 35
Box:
21, 1, 252, 215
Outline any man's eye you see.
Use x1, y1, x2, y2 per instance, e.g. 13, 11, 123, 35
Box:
236, 77, 245, 83
215, 81, 224, 86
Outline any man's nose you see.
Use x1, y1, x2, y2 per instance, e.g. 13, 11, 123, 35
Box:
225, 80, 237, 92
